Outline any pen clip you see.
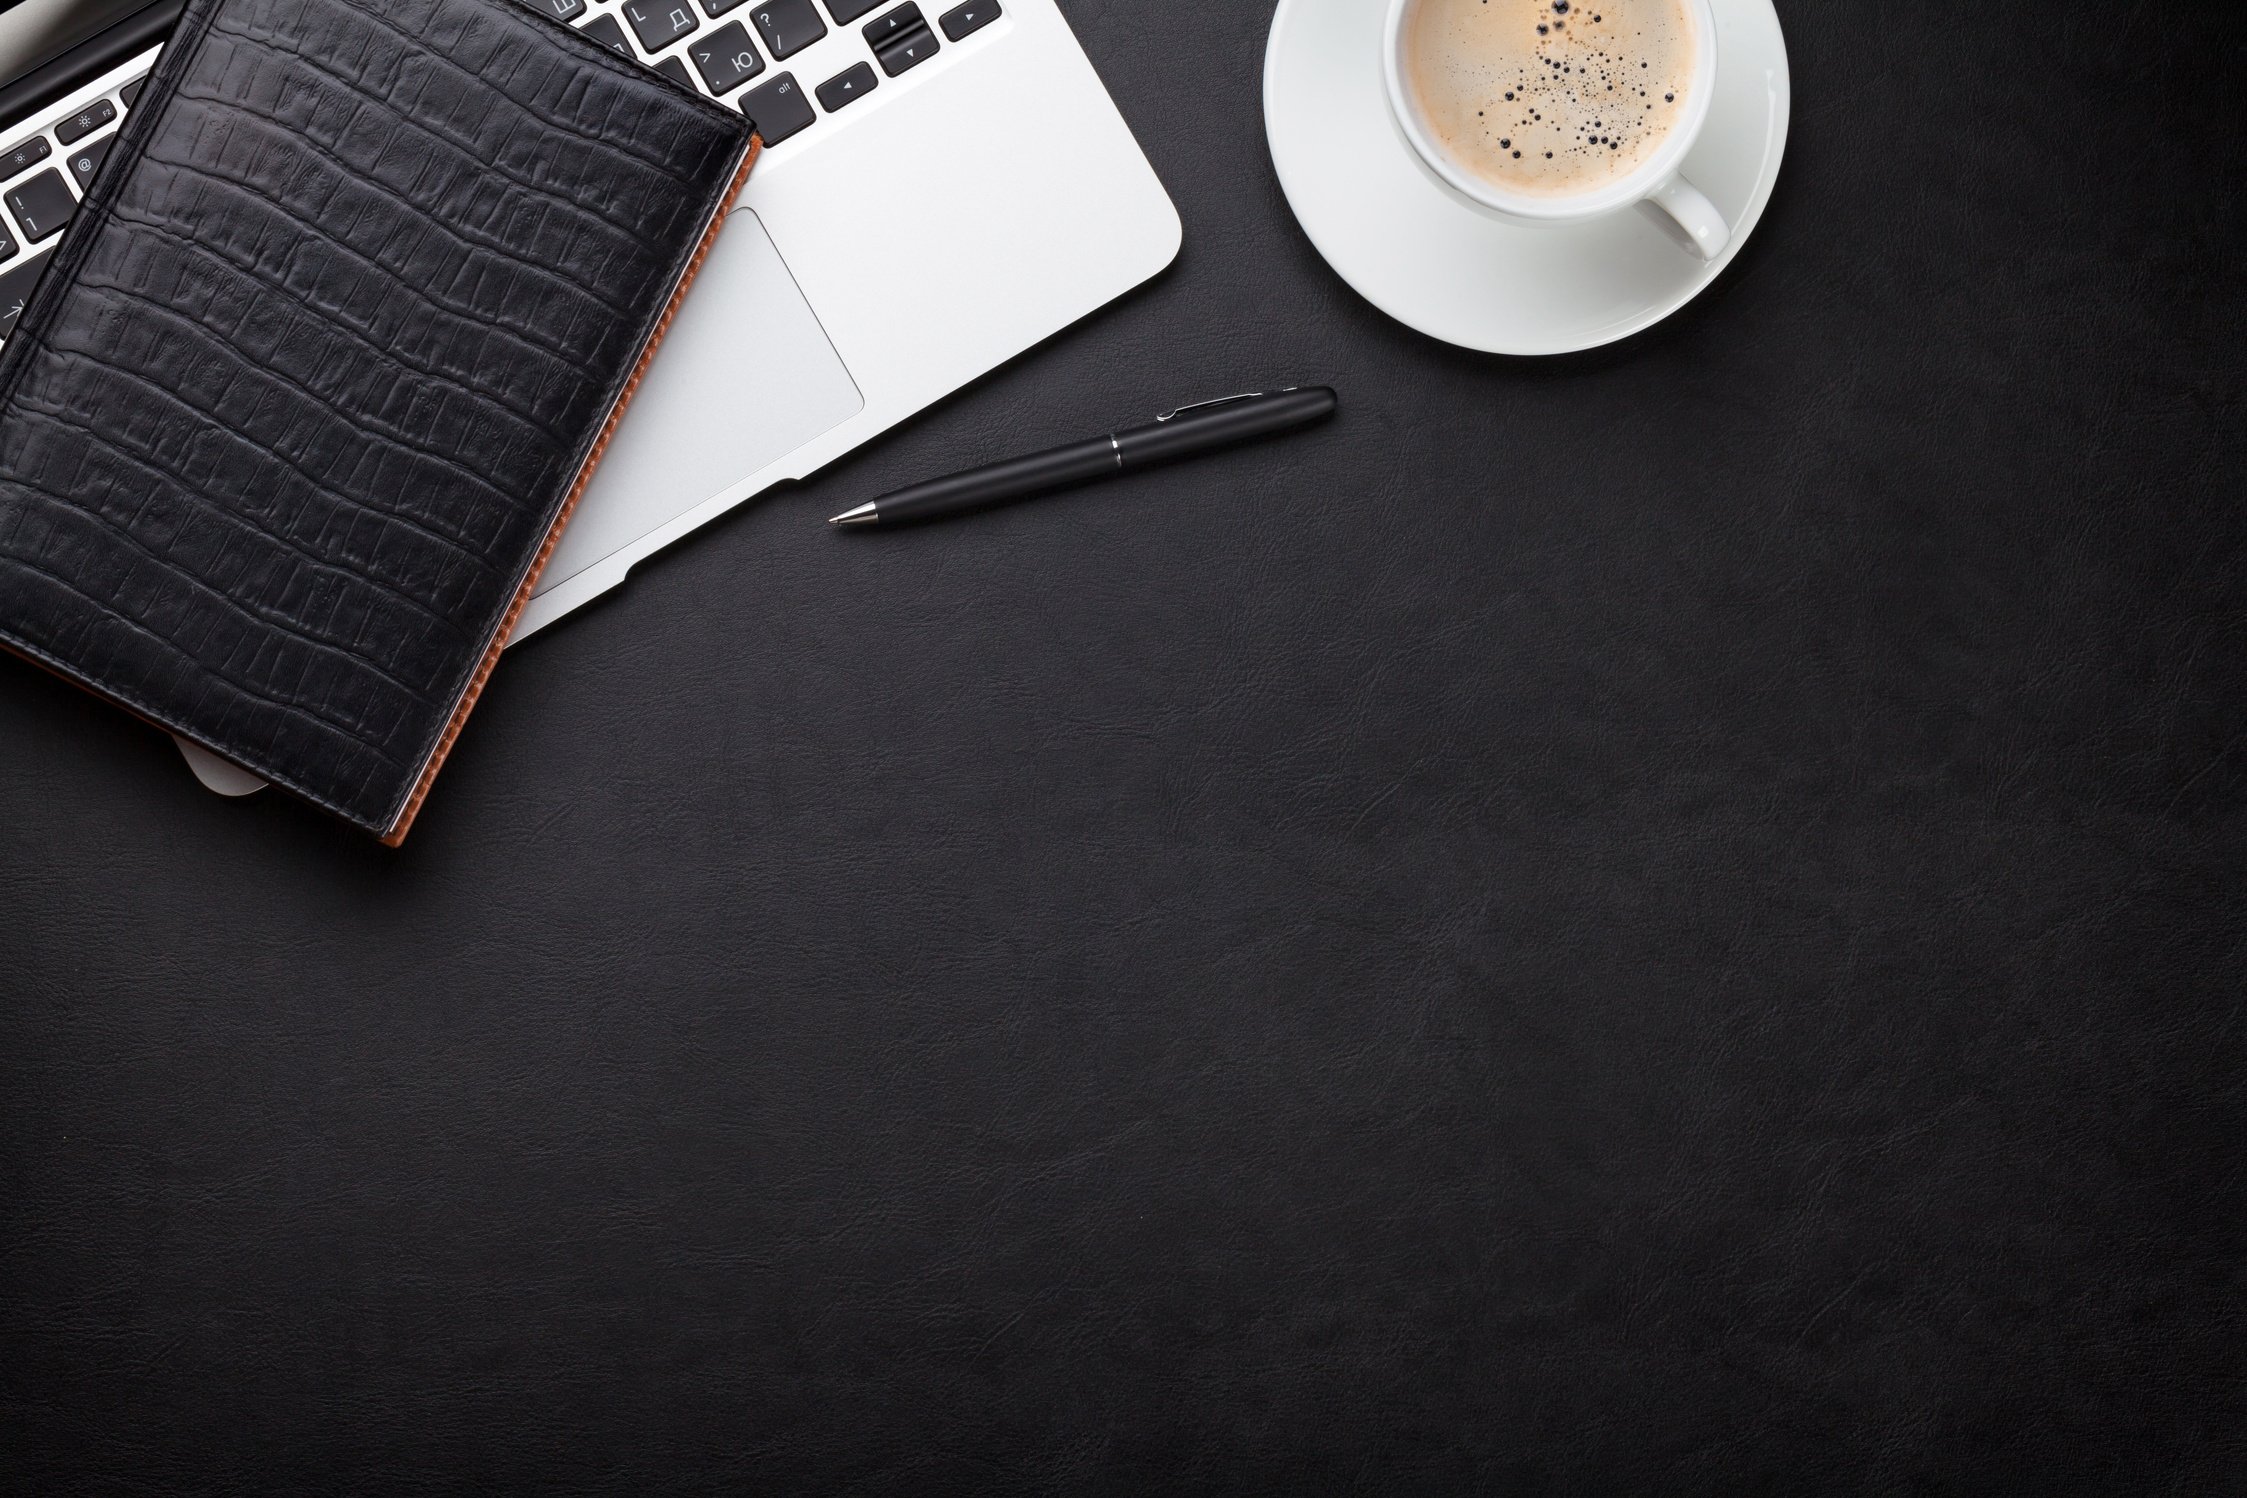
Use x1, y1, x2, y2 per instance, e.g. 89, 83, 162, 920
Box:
1155, 388, 1293, 422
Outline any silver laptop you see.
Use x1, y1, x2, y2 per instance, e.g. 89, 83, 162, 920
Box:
0, 0, 1180, 793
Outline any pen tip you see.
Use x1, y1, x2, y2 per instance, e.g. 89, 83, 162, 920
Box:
828, 502, 880, 527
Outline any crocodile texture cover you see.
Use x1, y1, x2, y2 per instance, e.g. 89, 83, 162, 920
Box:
0, 0, 755, 842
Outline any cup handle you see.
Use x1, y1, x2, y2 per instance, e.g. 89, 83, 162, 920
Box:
1650, 174, 1730, 260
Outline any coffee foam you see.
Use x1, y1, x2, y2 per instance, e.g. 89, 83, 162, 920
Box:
1403, 0, 1697, 198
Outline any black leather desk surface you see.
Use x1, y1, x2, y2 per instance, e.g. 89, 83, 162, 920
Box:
3, 1, 2241, 1490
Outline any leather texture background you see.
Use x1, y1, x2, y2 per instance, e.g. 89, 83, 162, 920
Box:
2, 0, 2242, 1490
0, 0, 750, 838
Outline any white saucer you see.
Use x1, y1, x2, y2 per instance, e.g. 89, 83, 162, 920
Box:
1264, 0, 1790, 355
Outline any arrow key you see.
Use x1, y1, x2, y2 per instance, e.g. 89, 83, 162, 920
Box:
815, 61, 876, 111
937, 0, 997, 41
875, 25, 936, 74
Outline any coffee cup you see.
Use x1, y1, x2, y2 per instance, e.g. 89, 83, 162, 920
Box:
1383, 0, 1729, 259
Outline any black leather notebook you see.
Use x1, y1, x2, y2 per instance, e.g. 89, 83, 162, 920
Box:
0, 0, 755, 843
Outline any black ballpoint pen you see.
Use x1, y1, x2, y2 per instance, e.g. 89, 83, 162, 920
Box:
827, 386, 1339, 528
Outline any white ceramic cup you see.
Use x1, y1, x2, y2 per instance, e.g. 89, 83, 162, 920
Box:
1382, 0, 1729, 259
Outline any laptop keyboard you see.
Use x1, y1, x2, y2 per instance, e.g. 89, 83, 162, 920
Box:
0, 0, 1005, 345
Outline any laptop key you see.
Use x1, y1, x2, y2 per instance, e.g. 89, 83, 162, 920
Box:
527, 0, 585, 20
700, 0, 749, 14
54, 99, 116, 146
690, 21, 765, 93
863, 1, 921, 45
937, 0, 997, 41
653, 54, 693, 87
577, 12, 632, 54
0, 252, 48, 337
875, 26, 937, 75
6, 170, 75, 242
119, 77, 147, 110
0, 221, 15, 263
815, 61, 876, 112
740, 72, 815, 145
825, 0, 883, 19
750, 0, 826, 60
2, 138, 52, 178
67, 136, 112, 192
623, 0, 699, 51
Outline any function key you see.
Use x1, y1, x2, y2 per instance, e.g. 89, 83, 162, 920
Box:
67, 136, 112, 192
826, 0, 883, 19
741, 73, 816, 146
0, 252, 50, 338
6, 170, 76, 242
578, 12, 632, 52
875, 26, 936, 74
2, 138, 53, 178
526, 0, 585, 19
119, 77, 147, 110
653, 54, 693, 86
623, 0, 700, 51
750, 0, 826, 59
863, 2, 920, 46
55, 99, 116, 146
815, 60, 875, 111
690, 20, 766, 92
937, 0, 996, 40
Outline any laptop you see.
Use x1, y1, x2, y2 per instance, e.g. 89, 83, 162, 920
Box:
0, 0, 1180, 794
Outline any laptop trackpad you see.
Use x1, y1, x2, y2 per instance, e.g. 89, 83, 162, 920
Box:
539, 209, 864, 588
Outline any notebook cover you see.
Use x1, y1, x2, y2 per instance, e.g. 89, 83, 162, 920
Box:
0, 0, 756, 843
